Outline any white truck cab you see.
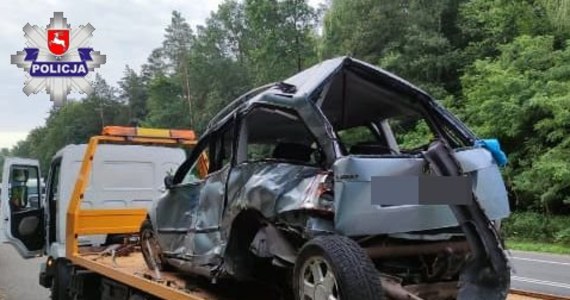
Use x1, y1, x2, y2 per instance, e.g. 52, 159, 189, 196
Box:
1, 144, 186, 259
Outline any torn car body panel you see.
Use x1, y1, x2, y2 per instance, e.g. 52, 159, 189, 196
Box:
334, 148, 510, 236
225, 162, 324, 218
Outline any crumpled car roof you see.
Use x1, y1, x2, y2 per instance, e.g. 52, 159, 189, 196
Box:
207, 56, 433, 131
282, 56, 431, 101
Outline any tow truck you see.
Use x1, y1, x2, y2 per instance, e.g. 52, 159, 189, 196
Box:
1, 126, 568, 300
1, 126, 210, 299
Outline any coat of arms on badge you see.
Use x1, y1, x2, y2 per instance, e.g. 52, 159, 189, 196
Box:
47, 29, 70, 56
10, 12, 106, 106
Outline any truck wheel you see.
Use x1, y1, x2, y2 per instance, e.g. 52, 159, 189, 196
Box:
51, 258, 71, 300
293, 235, 383, 300
140, 219, 168, 271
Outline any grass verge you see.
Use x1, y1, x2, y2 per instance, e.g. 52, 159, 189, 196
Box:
506, 238, 570, 255
503, 212, 570, 255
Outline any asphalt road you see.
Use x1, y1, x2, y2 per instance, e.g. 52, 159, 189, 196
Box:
0, 244, 49, 300
510, 250, 570, 297
0, 243, 569, 299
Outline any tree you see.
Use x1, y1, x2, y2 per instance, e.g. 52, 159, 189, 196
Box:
142, 48, 167, 79
461, 35, 570, 212
187, 1, 252, 131
244, 0, 318, 84
320, 0, 463, 98
320, 0, 405, 62
163, 11, 195, 127
143, 75, 189, 129
119, 66, 149, 123
458, 0, 552, 62
540, 0, 570, 35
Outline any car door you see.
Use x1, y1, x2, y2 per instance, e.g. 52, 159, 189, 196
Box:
155, 117, 236, 258
153, 138, 210, 254
0, 157, 44, 258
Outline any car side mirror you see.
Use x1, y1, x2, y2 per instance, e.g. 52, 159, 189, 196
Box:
164, 175, 174, 189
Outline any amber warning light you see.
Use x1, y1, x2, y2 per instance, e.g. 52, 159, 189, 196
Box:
102, 126, 196, 140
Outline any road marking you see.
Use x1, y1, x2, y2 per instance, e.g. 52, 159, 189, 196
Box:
511, 256, 570, 267
512, 276, 570, 290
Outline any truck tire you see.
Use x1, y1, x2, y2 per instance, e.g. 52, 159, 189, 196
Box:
51, 258, 71, 300
140, 219, 169, 271
293, 235, 383, 300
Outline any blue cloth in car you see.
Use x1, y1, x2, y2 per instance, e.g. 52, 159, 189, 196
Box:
474, 139, 508, 167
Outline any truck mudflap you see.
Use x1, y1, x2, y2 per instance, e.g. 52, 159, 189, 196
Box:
423, 140, 510, 299
39, 260, 52, 288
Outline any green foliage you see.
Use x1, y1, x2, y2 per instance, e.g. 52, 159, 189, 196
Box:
503, 212, 570, 244
506, 239, 570, 254
337, 126, 375, 150
321, 0, 403, 62
119, 66, 149, 122
244, 0, 318, 84
461, 35, 570, 211
391, 119, 434, 151
322, 0, 463, 97
459, 0, 551, 60
540, 0, 570, 35
143, 75, 189, 128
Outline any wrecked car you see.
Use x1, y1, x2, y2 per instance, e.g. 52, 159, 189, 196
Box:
141, 57, 511, 300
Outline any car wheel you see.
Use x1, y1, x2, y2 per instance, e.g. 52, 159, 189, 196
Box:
293, 235, 383, 300
51, 258, 71, 300
140, 219, 168, 271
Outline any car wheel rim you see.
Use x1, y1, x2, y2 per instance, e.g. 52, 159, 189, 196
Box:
299, 256, 339, 300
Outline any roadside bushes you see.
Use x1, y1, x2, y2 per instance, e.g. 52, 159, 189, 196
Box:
503, 212, 570, 244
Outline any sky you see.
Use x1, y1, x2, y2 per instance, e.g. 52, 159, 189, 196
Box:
0, 0, 323, 149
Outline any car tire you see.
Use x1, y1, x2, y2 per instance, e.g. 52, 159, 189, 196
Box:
293, 235, 383, 300
140, 219, 169, 271
51, 258, 71, 300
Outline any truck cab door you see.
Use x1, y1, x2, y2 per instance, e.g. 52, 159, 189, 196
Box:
1, 157, 44, 258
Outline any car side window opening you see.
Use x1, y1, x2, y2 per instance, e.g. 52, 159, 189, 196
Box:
336, 113, 437, 156
179, 121, 235, 185
181, 150, 209, 184
337, 124, 389, 155
388, 114, 435, 152
237, 107, 322, 166
9, 165, 40, 210
210, 122, 235, 172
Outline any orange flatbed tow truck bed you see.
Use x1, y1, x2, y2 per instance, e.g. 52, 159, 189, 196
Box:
77, 248, 569, 300
58, 126, 568, 300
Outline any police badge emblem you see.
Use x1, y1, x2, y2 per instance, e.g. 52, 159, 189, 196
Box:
10, 12, 106, 106
47, 29, 70, 56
